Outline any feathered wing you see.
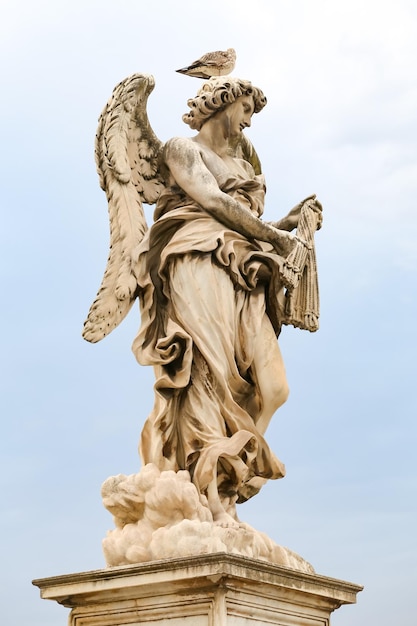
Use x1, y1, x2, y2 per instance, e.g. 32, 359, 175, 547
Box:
83, 74, 165, 343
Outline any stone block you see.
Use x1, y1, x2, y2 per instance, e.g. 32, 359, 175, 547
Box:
33, 553, 362, 625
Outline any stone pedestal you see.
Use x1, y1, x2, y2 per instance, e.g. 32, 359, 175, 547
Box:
33, 553, 362, 625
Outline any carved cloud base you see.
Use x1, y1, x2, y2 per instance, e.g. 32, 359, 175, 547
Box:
33, 553, 363, 625
100, 464, 314, 572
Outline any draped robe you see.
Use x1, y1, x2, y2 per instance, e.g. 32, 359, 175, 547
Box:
132, 158, 288, 504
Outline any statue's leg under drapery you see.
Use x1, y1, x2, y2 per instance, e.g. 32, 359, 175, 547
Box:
251, 314, 289, 435
168, 253, 289, 434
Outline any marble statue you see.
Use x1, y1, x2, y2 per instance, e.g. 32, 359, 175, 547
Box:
83, 71, 322, 569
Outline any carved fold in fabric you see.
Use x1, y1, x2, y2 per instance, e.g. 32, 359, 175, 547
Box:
132, 174, 288, 503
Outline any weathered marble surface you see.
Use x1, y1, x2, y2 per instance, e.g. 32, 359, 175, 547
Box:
83, 72, 322, 564
33, 553, 363, 626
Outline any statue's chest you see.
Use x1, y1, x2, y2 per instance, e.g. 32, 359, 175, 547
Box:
203, 150, 250, 182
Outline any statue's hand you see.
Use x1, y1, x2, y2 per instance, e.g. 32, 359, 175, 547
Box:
273, 194, 323, 232
307, 196, 323, 230
268, 227, 300, 257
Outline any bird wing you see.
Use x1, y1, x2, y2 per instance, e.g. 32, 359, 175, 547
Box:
83, 74, 165, 343
189, 50, 228, 69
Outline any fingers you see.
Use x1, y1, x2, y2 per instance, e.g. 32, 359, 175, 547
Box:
290, 194, 317, 214
312, 198, 323, 212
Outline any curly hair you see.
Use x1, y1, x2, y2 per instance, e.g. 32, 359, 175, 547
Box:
182, 76, 267, 131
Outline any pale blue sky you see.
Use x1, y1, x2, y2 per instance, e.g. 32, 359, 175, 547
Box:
1, 1, 416, 624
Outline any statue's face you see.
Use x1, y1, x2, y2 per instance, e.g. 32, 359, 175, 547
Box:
222, 95, 255, 137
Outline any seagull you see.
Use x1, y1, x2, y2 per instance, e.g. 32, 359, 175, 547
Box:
176, 48, 236, 79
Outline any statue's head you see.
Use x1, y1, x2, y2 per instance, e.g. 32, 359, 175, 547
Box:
182, 77, 267, 131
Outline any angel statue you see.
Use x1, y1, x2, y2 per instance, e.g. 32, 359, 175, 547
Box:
83, 73, 322, 568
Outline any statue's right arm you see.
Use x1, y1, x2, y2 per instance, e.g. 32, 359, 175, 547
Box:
164, 138, 296, 255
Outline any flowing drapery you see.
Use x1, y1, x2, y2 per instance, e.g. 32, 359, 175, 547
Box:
132, 174, 288, 503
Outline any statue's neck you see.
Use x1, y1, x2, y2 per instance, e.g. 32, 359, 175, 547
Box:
196, 116, 232, 157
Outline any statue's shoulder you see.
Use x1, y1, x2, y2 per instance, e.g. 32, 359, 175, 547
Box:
163, 136, 204, 169
165, 136, 198, 154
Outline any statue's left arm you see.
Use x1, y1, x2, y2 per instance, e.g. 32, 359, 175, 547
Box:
271, 195, 323, 232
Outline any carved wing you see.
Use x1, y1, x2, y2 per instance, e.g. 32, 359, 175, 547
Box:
83, 74, 165, 343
